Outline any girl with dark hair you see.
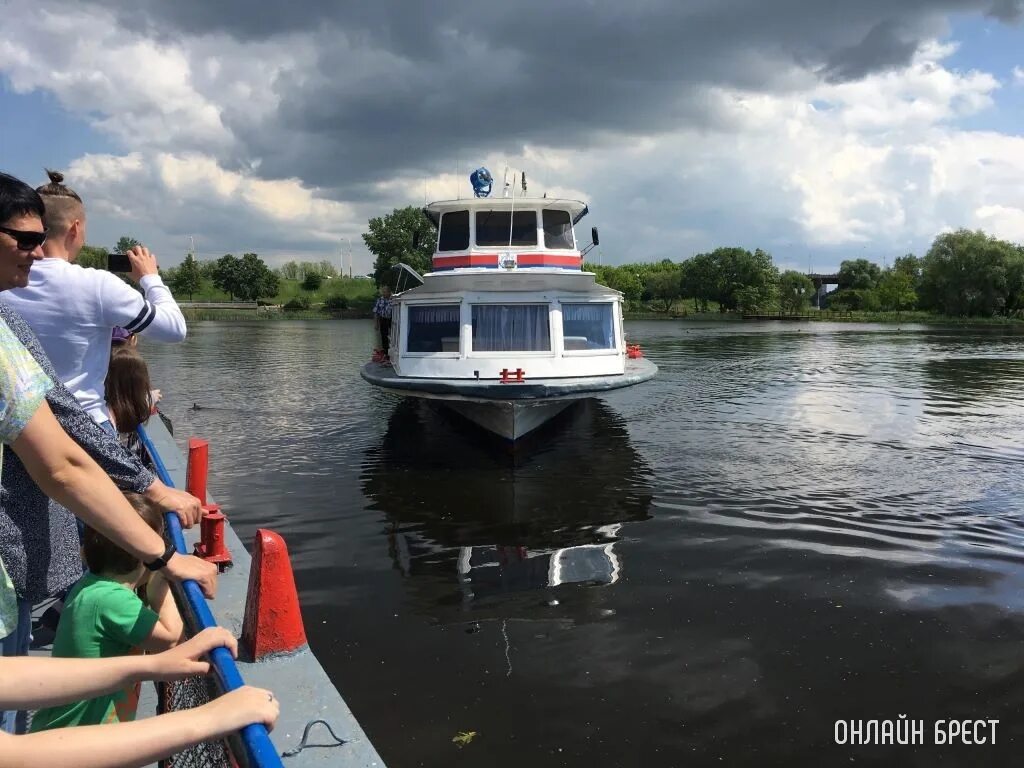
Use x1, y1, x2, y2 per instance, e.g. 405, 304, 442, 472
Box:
104, 346, 153, 463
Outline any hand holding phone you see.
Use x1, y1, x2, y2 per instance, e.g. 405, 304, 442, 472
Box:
107, 253, 132, 272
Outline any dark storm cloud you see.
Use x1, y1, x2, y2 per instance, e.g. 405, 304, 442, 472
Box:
820, 20, 924, 82
987, 0, 1024, 21
78, 0, 1017, 193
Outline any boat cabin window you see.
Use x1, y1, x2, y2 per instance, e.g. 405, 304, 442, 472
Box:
437, 210, 469, 251
475, 211, 538, 247
561, 303, 615, 351
472, 304, 551, 352
542, 210, 574, 249
407, 305, 461, 353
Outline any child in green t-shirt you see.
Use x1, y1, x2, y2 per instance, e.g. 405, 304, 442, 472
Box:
30, 493, 185, 730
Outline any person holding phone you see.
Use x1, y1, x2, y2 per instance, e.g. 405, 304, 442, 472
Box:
0, 170, 186, 433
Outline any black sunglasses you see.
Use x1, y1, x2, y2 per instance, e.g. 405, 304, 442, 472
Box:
0, 226, 47, 251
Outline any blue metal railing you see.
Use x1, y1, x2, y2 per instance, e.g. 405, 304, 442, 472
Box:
137, 424, 283, 768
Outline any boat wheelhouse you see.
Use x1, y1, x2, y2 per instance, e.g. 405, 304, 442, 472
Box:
361, 170, 656, 440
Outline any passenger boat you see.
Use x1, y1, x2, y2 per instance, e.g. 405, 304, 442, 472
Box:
361, 168, 657, 440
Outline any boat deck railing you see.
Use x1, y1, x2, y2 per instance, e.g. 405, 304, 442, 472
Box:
136, 424, 283, 768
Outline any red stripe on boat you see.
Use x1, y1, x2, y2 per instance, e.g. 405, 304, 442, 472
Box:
432, 253, 582, 269
516, 254, 582, 267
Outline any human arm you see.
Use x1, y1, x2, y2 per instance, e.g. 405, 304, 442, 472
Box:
139, 571, 185, 652
9, 403, 217, 598
143, 479, 203, 527
0, 685, 278, 768
0, 305, 198, 522
0, 627, 236, 709
100, 246, 186, 342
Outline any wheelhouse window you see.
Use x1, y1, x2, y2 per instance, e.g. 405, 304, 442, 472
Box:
542, 209, 574, 249
472, 304, 551, 352
437, 210, 469, 252
475, 211, 538, 247
407, 305, 461, 353
561, 303, 615, 351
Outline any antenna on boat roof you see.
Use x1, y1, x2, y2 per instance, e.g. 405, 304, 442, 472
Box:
521, 172, 527, 194
456, 158, 460, 200
508, 172, 517, 247
503, 166, 509, 198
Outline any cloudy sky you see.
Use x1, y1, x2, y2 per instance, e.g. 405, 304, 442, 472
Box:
1, 0, 1022, 275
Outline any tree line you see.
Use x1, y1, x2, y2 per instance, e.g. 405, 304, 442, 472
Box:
589, 229, 1024, 317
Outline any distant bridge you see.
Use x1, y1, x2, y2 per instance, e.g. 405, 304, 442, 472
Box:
807, 273, 841, 309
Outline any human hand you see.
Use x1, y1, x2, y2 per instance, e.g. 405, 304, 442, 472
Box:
164, 552, 218, 598
150, 388, 163, 405
146, 481, 202, 527
145, 627, 238, 681
128, 244, 159, 281
205, 686, 280, 733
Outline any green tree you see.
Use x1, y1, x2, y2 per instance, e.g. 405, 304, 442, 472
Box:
211, 254, 241, 300
604, 266, 643, 303
838, 258, 882, 291
875, 269, 917, 311
115, 236, 141, 253
363, 206, 435, 285
318, 260, 339, 278
198, 260, 218, 280
919, 229, 1016, 316
172, 253, 203, 300
279, 261, 300, 280
1006, 247, 1024, 316
645, 270, 681, 313
680, 252, 718, 312
778, 271, 814, 313
234, 253, 279, 301
711, 247, 778, 313
302, 272, 324, 291
77, 245, 108, 270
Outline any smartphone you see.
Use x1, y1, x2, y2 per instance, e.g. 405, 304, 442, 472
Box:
107, 253, 132, 272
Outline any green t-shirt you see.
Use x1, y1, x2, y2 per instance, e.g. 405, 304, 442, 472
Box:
30, 573, 159, 730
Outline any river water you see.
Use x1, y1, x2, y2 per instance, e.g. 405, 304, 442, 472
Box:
143, 319, 1024, 767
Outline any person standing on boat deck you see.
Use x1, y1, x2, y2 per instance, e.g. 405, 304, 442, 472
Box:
0, 170, 187, 433
0, 172, 205, 734
373, 284, 393, 357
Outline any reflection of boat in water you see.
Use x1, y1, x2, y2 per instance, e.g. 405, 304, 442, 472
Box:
361, 168, 656, 440
361, 399, 653, 621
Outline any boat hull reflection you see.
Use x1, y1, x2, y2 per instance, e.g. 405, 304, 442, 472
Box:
362, 399, 653, 622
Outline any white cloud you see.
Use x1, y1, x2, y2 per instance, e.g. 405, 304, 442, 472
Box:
1013, 65, 1024, 85
67, 151, 369, 269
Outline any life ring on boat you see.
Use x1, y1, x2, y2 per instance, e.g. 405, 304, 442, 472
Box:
626, 344, 643, 359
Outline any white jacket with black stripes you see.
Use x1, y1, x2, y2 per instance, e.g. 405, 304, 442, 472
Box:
0, 256, 186, 425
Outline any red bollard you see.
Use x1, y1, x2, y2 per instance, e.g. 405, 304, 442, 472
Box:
193, 504, 233, 569
186, 438, 209, 506
241, 529, 308, 661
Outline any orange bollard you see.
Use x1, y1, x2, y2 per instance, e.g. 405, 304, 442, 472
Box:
193, 504, 233, 569
186, 438, 209, 506
241, 529, 308, 660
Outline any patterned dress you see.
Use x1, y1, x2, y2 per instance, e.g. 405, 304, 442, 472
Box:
0, 317, 53, 637
0, 304, 156, 604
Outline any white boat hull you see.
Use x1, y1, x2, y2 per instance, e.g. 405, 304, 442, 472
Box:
360, 357, 657, 441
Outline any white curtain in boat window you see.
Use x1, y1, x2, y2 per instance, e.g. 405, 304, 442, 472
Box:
561, 304, 615, 350
472, 305, 551, 352
407, 304, 461, 352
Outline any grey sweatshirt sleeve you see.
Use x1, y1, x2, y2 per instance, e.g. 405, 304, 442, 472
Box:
0, 304, 155, 491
